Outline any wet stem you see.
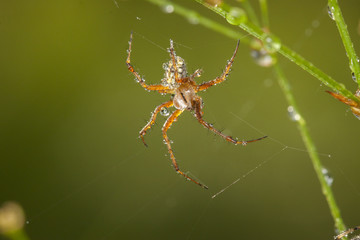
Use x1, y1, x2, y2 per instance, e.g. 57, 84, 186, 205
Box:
144, 0, 352, 235
274, 63, 347, 234
328, 0, 360, 88
194, 0, 359, 102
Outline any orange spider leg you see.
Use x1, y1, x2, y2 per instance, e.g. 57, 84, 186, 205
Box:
139, 100, 174, 147
162, 109, 209, 189
196, 40, 240, 92
193, 97, 267, 145
127, 32, 172, 94
326, 90, 360, 118
326, 90, 359, 107
335, 226, 360, 240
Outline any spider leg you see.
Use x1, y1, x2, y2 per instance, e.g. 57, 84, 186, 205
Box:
196, 40, 240, 92
335, 226, 360, 240
326, 90, 360, 118
126, 32, 172, 94
162, 109, 209, 189
139, 100, 174, 147
193, 97, 267, 145
326, 90, 359, 107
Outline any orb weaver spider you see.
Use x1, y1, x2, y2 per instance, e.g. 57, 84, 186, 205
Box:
126, 32, 267, 189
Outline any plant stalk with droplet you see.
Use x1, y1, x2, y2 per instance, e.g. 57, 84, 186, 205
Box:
328, 0, 360, 88
273, 63, 347, 235
193, 0, 359, 103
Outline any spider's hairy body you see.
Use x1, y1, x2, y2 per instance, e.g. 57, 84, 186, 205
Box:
126, 32, 267, 189
162, 56, 188, 89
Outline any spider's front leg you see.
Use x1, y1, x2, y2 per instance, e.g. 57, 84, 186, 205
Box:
193, 96, 267, 145
139, 100, 174, 147
126, 32, 171, 94
162, 109, 208, 189
196, 40, 240, 92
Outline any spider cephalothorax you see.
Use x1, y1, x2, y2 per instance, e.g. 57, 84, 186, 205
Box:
126, 32, 267, 189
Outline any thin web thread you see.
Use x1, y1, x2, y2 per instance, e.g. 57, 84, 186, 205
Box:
210, 112, 331, 198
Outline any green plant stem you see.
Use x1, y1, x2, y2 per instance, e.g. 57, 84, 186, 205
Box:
273, 63, 347, 234
240, 0, 260, 27
194, 0, 359, 103
5, 230, 30, 240
328, 0, 360, 88
146, 0, 249, 44
259, 0, 269, 29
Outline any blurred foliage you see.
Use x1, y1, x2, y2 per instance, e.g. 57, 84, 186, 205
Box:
1, 1, 360, 240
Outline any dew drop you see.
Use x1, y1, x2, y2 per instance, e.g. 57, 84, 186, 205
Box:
321, 168, 334, 186
352, 72, 356, 82
160, 107, 170, 116
287, 106, 301, 121
205, 0, 223, 7
327, 5, 335, 20
263, 34, 281, 53
249, 38, 276, 67
163, 4, 174, 14
225, 7, 247, 25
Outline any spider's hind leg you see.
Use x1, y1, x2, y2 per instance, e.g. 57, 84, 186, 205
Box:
162, 109, 208, 189
193, 97, 267, 145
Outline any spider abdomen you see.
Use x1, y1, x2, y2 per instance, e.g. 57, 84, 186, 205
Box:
173, 84, 196, 110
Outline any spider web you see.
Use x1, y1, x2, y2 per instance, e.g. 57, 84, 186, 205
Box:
7, 2, 360, 240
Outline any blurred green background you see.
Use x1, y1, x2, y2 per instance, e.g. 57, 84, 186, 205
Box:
1, 0, 360, 239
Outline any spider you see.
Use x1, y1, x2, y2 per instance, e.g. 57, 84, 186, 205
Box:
335, 226, 360, 240
126, 32, 267, 189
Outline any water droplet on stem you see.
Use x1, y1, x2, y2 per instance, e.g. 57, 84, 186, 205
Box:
163, 4, 174, 14
287, 106, 301, 121
262, 33, 281, 53
226, 7, 247, 25
327, 5, 335, 20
